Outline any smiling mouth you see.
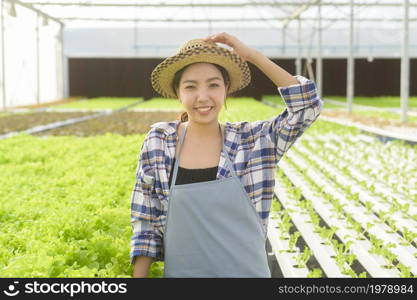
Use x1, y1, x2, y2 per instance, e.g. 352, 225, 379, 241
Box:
194, 106, 213, 112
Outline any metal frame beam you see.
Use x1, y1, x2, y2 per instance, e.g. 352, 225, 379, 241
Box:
7, 1, 417, 25
21, 1, 417, 8
55, 17, 417, 23
4, 0, 413, 121
6, 0, 64, 25
282, 0, 320, 27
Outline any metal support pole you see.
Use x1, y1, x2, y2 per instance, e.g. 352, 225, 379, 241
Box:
36, 12, 40, 104
282, 25, 286, 56
296, 17, 302, 76
55, 21, 67, 99
63, 56, 68, 98
400, 0, 409, 123
347, 0, 355, 113
62, 27, 69, 98
316, 0, 323, 97
58, 23, 64, 99
1, 0, 6, 110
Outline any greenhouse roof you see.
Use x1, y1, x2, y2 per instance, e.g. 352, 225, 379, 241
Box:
9, 0, 417, 29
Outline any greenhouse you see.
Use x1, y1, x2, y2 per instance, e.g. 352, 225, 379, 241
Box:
0, 0, 416, 279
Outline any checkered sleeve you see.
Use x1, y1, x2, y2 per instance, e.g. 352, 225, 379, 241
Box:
130, 132, 164, 265
266, 75, 323, 161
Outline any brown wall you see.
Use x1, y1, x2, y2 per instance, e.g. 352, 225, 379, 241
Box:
321, 58, 416, 97
69, 58, 417, 99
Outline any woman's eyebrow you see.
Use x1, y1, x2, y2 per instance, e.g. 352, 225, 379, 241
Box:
182, 77, 222, 84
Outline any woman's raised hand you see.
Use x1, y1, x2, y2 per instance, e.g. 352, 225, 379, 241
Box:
202, 32, 257, 63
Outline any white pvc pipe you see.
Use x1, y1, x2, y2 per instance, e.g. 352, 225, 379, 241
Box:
281, 151, 401, 277
280, 158, 401, 277
291, 146, 417, 275
267, 215, 310, 277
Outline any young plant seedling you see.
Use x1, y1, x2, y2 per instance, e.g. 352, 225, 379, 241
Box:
402, 227, 417, 245
288, 231, 301, 253
294, 247, 312, 269
318, 226, 338, 245
307, 268, 323, 278
397, 262, 412, 278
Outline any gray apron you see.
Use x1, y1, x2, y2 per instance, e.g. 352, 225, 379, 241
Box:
163, 123, 271, 278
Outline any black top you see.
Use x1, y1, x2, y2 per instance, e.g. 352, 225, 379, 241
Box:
168, 158, 218, 187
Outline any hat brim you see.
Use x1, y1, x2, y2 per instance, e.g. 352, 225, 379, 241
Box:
151, 46, 251, 99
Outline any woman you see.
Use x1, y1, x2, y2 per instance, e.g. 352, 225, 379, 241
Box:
130, 32, 323, 278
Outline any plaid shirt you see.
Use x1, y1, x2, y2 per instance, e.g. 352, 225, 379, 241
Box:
130, 75, 323, 264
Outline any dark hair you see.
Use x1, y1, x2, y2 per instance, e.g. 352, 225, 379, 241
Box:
171, 63, 231, 122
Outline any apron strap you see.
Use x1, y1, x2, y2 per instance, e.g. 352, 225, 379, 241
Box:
171, 123, 188, 187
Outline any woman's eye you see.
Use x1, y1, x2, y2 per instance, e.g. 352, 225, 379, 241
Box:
185, 84, 219, 89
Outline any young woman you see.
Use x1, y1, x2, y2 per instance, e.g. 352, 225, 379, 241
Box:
130, 32, 323, 278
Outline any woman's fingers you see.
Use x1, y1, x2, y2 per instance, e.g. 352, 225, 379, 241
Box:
207, 35, 238, 51
201, 32, 252, 61
203, 32, 230, 43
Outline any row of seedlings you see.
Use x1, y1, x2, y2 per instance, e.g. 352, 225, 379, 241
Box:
306, 133, 417, 205
284, 138, 417, 277
279, 150, 404, 277
279, 156, 391, 277
271, 169, 359, 277
299, 136, 417, 249
268, 173, 322, 277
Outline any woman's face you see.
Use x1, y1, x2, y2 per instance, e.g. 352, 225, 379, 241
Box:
177, 62, 229, 125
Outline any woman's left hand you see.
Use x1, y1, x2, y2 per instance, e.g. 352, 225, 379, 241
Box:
202, 32, 257, 63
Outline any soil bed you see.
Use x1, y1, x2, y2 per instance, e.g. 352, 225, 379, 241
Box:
33, 111, 180, 136
321, 110, 417, 139
0, 112, 96, 135
321, 110, 417, 128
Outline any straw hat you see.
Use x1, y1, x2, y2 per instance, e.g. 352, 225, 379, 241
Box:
151, 38, 251, 99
